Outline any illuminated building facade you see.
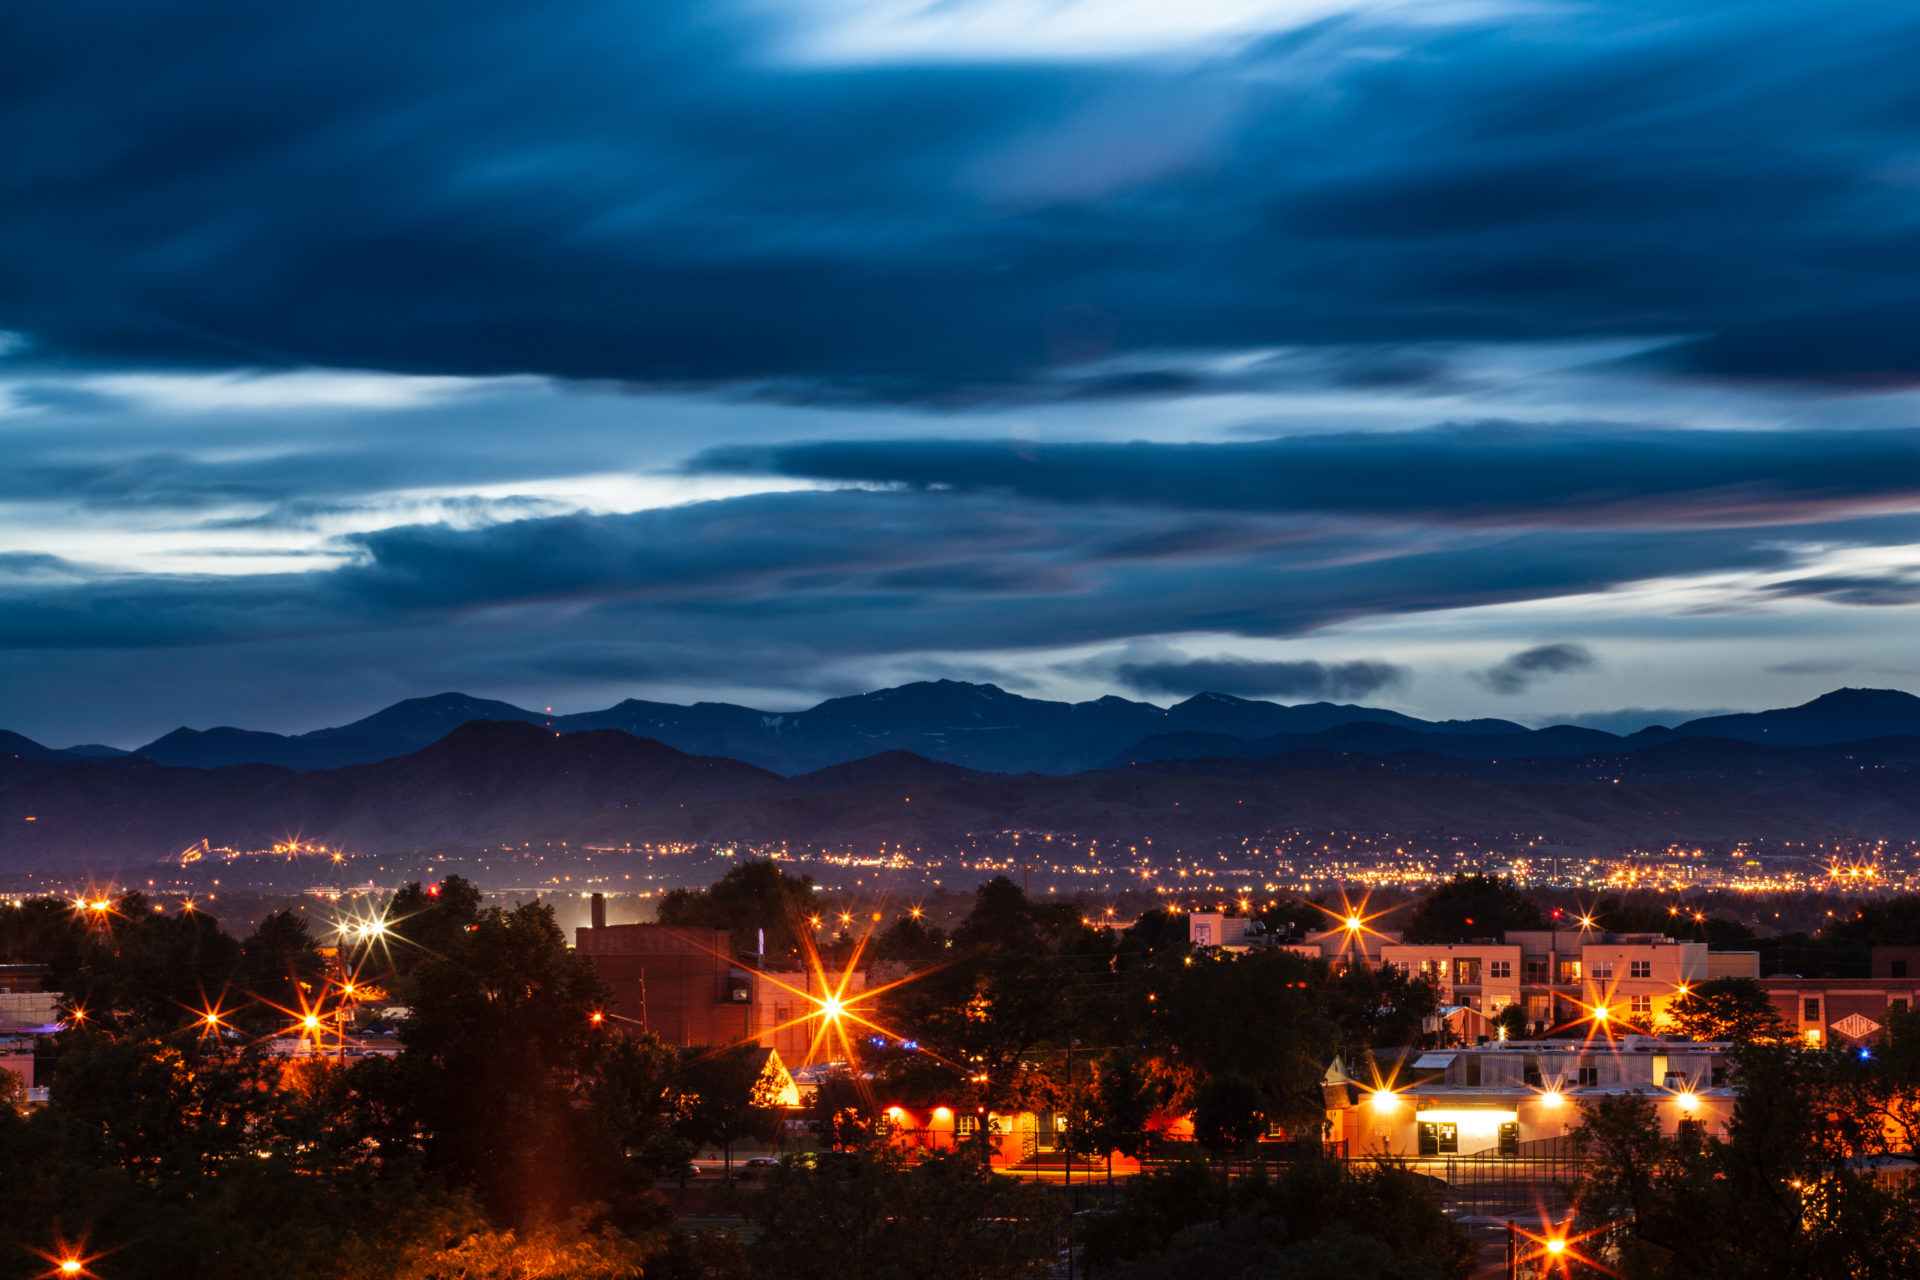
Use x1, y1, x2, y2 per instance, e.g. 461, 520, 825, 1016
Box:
1330, 1036, 1732, 1158
575, 920, 754, 1048
1762, 951, 1920, 1049
1377, 931, 1711, 1032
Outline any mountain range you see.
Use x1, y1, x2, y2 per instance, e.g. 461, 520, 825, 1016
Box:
2, 685, 1919, 870
12, 681, 1920, 777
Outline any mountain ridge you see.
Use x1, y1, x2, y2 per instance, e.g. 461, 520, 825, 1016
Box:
11, 681, 1920, 779
3, 716, 1918, 871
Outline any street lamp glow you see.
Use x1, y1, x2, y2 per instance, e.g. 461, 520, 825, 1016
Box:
820, 996, 845, 1022
60, 1261, 83, 1276
1370, 1089, 1399, 1114
1592, 1005, 1609, 1023
1540, 1090, 1563, 1108
1676, 1092, 1699, 1111
1546, 1238, 1566, 1255
1345, 915, 1362, 931
302, 1015, 321, 1031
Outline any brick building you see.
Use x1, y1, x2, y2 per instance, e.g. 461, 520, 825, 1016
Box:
1762, 948, 1920, 1048
574, 898, 864, 1058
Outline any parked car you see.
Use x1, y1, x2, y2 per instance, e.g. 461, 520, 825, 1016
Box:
739, 1157, 781, 1179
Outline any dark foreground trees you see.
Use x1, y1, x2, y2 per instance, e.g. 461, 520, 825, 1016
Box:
1077, 1157, 1474, 1280
746, 1147, 1059, 1280
1573, 1040, 1920, 1280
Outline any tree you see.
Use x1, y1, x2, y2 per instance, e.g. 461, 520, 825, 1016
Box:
239, 909, 324, 1024
1324, 958, 1440, 1051
657, 861, 817, 961
1667, 977, 1789, 1044
1191, 1075, 1265, 1155
745, 1146, 1058, 1280
808, 1069, 879, 1151
1095, 1051, 1163, 1163
1571, 1045, 1920, 1280
1403, 875, 1544, 943
676, 1045, 786, 1179
1150, 947, 1336, 1132
388, 898, 621, 1225
1492, 1003, 1531, 1041
584, 1030, 696, 1181
378, 875, 485, 979
1077, 1157, 1473, 1280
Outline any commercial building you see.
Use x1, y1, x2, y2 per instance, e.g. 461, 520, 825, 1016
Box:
1762, 949, 1920, 1048
1328, 1035, 1733, 1159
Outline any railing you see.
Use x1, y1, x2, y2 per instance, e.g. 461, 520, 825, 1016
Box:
1438, 1152, 1585, 1218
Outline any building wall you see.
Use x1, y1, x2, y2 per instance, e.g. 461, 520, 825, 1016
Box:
1378, 942, 1524, 1013
1709, 952, 1761, 980
575, 923, 751, 1048
0, 991, 60, 1029
1335, 1040, 1730, 1158
1580, 940, 1708, 1028
1872, 947, 1920, 980
1761, 978, 1920, 1047
0, 1051, 31, 1092
751, 969, 869, 1061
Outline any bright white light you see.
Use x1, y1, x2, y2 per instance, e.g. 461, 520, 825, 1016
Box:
1370, 1089, 1399, 1114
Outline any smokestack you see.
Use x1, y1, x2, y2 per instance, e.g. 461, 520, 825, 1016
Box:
590, 893, 606, 931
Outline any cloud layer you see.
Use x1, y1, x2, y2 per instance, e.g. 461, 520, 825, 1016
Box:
4, 0, 1920, 743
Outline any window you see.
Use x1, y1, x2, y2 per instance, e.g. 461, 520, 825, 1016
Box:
1892, 998, 1910, 1015
1630, 960, 1653, 979
1525, 958, 1549, 983
1192, 922, 1213, 946
1590, 961, 1614, 981
957, 1114, 980, 1135
1577, 1066, 1600, 1087
1465, 1057, 1482, 1086
1489, 960, 1512, 980
1804, 998, 1822, 1022
1631, 995, 1653, 1016
1894, 961, 1909, 979
1455, 959, 1482, 986
1558, 960, 1582, 983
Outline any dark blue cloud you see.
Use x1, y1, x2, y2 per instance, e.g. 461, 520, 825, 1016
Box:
2, 1, 1918, 390
1114, 656, 1406, 700
691, 424, 1920, 524
0, 488, 1820, 654
1476, 643, 1596, 695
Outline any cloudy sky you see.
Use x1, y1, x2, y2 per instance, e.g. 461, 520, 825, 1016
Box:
5, 0, 1920, 747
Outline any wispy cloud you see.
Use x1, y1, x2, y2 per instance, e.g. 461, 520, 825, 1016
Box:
1476, 642, 1596, 694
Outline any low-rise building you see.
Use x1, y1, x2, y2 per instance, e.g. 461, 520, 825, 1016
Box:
1329, 1035, 1732, 1159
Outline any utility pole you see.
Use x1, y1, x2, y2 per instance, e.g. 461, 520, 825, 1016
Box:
1507, 1220, 1518, 1280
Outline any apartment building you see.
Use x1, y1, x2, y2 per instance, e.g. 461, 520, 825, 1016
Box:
1380, 929, 1709, 1033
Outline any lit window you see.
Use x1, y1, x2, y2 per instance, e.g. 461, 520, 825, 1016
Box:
1631, 995, 1652, 1016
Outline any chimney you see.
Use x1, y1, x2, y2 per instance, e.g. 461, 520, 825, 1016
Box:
590, 893, 606, 931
